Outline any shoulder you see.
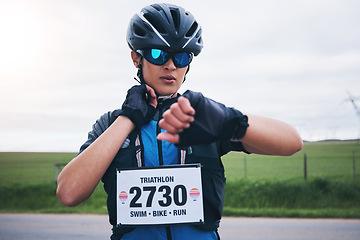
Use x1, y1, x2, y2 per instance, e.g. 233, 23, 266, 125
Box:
92, 109, 123, 137
78, 109, 123, 154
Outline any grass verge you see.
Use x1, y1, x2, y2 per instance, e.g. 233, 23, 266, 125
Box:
1, 178, 359, 218
223, 207, 360, 218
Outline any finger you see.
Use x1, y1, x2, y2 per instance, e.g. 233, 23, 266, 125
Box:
158, 118, 184, 134
168, 103, 195, 124
162, 109, 191, 130
178, 96, 196, 116
145, 85, 157, 107
157, 132, 180, 144
145, 85, 156, 98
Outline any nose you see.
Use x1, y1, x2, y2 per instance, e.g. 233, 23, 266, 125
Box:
164, 58, 176, 70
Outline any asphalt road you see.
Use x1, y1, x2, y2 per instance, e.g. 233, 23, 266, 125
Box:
0, 214, 359, 240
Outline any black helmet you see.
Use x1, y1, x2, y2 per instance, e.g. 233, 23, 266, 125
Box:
127, 3, 203, 56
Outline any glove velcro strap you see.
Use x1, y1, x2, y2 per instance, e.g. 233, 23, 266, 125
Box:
118, 108, 145, 127
220, 108, 249, 140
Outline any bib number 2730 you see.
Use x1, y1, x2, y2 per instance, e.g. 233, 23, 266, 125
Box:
130, 185, 187, 208
116, 164, 204, 226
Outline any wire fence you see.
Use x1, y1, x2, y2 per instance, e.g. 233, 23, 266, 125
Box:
224, 149, 360, 182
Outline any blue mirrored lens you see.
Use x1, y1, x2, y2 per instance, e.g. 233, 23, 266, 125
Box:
144, 49, 168, 65
142, 49, 192, 68
151, 49, 162, 59
174, 52, 191, 68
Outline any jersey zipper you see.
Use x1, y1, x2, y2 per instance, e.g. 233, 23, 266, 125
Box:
166, 226, 172, 240
156, 101, 164, 166
156, 101, 172, 240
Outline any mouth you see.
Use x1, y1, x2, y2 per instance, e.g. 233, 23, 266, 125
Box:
160, 75, 176, 83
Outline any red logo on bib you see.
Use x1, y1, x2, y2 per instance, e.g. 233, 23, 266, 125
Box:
190, 188, 200, 201
119, 191, 128, 204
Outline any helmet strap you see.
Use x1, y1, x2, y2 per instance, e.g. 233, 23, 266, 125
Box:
134, 57, 146, 84
183, 65, 190, 83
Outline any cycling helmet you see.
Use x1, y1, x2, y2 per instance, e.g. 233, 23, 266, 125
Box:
127, 3, 203, 56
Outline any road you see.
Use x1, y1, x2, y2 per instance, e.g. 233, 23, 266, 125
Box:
0, 214, 359, 240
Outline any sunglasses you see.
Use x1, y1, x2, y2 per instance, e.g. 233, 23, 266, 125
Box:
136, 49, 193, 68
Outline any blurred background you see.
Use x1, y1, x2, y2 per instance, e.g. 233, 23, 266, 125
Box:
1, 0, 360, 152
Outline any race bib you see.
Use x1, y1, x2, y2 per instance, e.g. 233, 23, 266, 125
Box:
116, 164, 204, 226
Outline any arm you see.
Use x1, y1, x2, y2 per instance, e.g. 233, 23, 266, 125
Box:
234, 114, 303, 156
158, 96, 302, 156
57, 116, 135, 207
57, 85, 157, 207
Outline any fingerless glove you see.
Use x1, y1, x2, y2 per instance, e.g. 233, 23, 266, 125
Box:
178, 90, 249, 146
119, 85, 156, 128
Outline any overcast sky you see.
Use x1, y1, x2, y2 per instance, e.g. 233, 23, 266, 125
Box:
1, 0, 359, 152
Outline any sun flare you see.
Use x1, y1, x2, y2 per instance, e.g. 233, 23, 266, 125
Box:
0, 3, 44, 73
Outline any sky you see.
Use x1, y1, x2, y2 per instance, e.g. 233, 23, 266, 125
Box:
0, 0, 359, 152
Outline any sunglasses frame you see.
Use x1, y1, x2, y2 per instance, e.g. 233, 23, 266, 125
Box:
136, 49, 193, 68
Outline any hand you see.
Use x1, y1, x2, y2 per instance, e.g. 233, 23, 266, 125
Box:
159, 90, 248, 147
157, 96, 195, 144
120, 85, 158, 128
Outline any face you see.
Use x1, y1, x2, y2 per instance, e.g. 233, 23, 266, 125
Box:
131, 51, 188, 96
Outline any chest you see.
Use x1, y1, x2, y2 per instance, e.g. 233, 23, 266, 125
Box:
140, 120, 178, 167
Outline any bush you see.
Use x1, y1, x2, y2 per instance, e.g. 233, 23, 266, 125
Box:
224, 178, 360, 209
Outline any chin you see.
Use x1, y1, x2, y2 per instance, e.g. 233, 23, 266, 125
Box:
156, 88, 179, 97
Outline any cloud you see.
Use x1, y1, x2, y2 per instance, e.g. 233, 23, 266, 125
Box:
0, 0, 359, 151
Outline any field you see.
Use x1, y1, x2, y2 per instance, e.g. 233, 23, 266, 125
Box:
0, 140, 359, 218
224, 140, 360, 182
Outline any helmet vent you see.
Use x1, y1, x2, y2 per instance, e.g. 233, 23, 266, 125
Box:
133, 23, 147, 37
143, 12, 167, 34
151, 4, 162, 11
185, 22, 198, 37
170, 9, 180, 33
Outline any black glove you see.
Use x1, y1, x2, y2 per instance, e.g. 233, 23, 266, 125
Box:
119, 85, 156, 128
178, 90, 249, 146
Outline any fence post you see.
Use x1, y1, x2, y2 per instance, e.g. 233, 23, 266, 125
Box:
353, 151, 356, 180
244, 155, 247, 179
304, 153, 307, 180
54, 164, 59, 182
54, 163, 66, 182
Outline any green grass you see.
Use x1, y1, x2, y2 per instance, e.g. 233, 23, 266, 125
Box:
222, 207, 360, 218
0, 182, 107, 214
0, 140, 359, 218
225, 178, 360, 208
0, 152, 76, 185
223, 140, 360, 182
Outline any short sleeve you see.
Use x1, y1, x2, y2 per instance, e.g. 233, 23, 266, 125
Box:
78, 111, 113, 155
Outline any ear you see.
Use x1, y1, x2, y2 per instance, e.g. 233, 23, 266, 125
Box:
131, 51, 141, 68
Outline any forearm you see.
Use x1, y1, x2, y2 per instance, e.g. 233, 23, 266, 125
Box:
158, 95, 303, 156
239, 114, 303, 156
57, 116, 135, 207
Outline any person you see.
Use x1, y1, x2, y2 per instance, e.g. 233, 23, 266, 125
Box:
56, 3, 303, 240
